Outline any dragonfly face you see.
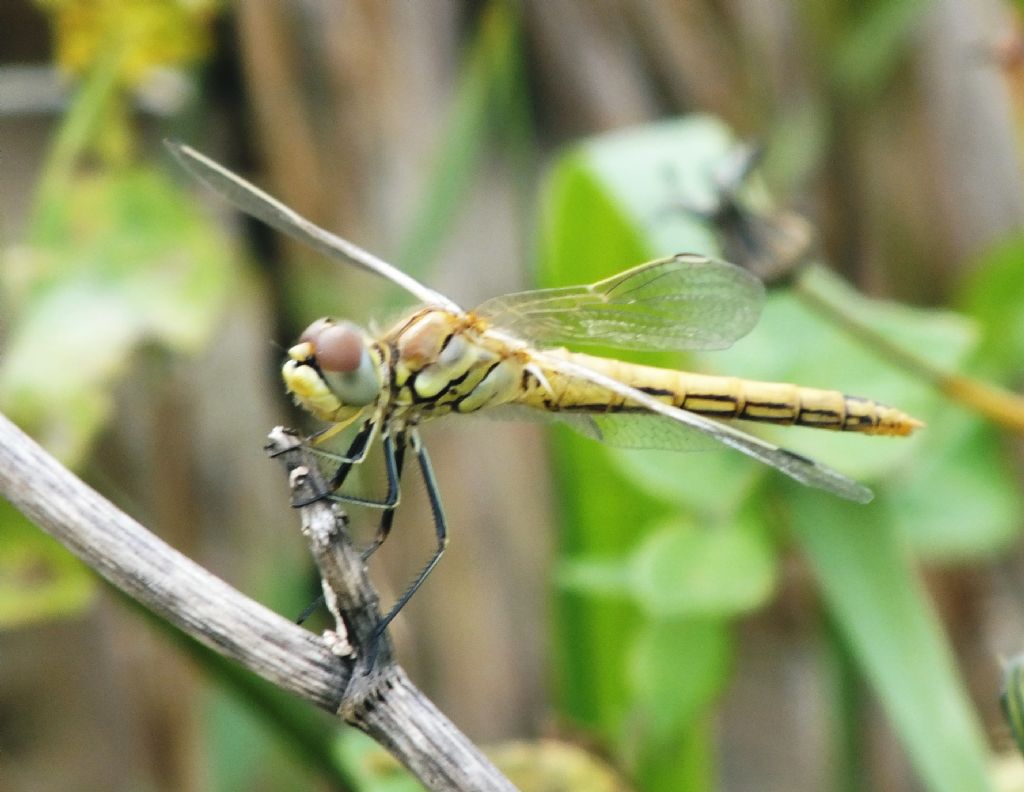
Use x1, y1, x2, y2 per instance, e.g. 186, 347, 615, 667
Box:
284, 319, 384, 424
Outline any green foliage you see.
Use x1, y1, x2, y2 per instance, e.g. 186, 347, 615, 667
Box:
1001, 654, 1024, 759
0, 507, 96, 626
1, 167, 234, 460
626, 622, 726, 790
394, 0, 529, 285
540, 116, 1005, 791
334, 731, 425, 792
559, 517, 775, 619
0, 16, 233, 627
829, 0, 929, 102
960, 235, 1024, 374
792, 496, 992, 792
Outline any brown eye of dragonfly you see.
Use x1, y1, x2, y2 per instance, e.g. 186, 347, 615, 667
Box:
299, 317, 333, 345
299, 319, 364, 373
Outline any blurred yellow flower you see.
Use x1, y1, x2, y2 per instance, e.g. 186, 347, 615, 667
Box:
34, 0, 218, 85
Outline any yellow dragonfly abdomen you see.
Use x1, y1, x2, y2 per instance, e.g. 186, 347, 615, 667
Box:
522, 349, 923, 437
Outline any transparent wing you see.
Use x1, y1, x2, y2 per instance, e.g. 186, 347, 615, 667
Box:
480, 405, 720, 451
534, 352, 873, 503
165, 141, 460, 312
475, 254, 764, 351
565, 412, 724, 451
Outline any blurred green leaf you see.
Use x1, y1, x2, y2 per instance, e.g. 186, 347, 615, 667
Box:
540, 148, 658, 737
0, 504, 96, 626
959, 235, 1024, 373
395, 0, 527, 278
1001, 654, 1024, 759
539, 150, 654, 286
791, 494, 993, 792
609, 445, 761, 516
577, 115, 730, 258
1, 167, 234, 463
560, 520, 775, 619
335, 730, 423, 792
627, 618, 732, 752
889, 408, 1022, 559
1, 164, 234, 628
831, 0, 928, 101
630, 521, 775, 617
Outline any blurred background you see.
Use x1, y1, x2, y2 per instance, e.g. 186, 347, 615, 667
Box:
3, 1, 1024, 790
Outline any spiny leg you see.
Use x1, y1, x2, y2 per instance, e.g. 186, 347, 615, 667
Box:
294, 420, 398, 624
373, 428, 448, 639
291, 418, 377, 507
327, 419, 376, 489
360, 430, 406, 561
323, 428, 401, 510
297, 430, 408, 629
296, 418, 404, 511
295, 594, 323, 626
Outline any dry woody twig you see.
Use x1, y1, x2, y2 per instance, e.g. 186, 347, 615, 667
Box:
0, 412, 514, 791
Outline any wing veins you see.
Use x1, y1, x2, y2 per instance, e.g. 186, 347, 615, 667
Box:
166, 141, 460, 311
476, 255, 764, 352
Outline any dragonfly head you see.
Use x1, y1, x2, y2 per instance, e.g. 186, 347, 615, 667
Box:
282, 318, 383, 422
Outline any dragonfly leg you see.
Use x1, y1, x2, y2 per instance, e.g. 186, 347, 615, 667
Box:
295, 593, 324, 625
360, 430, 406, 561
322, 428, 402, 510
372, 428, 448, 639
326, 419, 377, 489
291, 419, 377, 508
294, 428, 404, 623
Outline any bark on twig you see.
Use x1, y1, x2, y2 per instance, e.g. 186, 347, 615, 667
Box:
0, 412, 345, 707
266, 427, 517, 790
0, 412, 515, 791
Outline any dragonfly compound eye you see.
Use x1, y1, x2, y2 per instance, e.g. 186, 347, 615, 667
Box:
304, 321, 382, 407
299, 317, 336, 347
312, 322, 365, 374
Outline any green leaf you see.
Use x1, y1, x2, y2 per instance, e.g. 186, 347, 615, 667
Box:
0, 504, 96, 627
559, 516, 776, 619
1, 167, 234, 463
959, 235, 1024, 372
578, 115, 733, 257
608, 446, 761, 515
1001, 654, 1024, 758
626, 618, 733, 751
889, 408, 1022, 559
335, 730, 423, 792
395, 0, 527, 287
791, 494, 993, 792
538, 151, 653, 287
629, 520, 775, 618
540, 150, 660, 736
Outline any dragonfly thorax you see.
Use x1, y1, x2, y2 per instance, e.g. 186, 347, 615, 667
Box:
283, 318, 384, 422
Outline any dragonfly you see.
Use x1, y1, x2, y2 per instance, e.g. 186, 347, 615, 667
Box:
167, 141, 922, 635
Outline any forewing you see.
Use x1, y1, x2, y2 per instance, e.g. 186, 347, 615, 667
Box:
475, 254, 764, 351
536, 353, 873, 503
166, 141, 460, 311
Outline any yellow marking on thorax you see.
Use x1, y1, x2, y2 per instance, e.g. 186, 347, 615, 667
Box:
386, 309, 525, 420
